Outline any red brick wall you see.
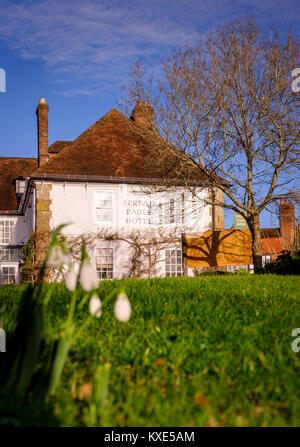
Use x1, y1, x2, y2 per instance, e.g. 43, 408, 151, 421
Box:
36, 100, 49, 167
279, 200, 295, 250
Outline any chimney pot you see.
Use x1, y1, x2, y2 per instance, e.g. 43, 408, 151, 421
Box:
130, 101, 154, 129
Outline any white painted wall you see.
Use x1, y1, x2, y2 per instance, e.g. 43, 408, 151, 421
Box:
33, 181, 212, 279
48, 182, 211, 234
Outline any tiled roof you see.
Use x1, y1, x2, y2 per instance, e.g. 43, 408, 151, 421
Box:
0, 157, 38, 212
34, 108, 209, 182
48, 141, 72, 154
261, 228, 280, 239
260, 228, 282, 255
262, 237, 283, 255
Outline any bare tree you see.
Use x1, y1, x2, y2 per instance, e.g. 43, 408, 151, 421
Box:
46, 227, 183, 280
119, 17, 300, 271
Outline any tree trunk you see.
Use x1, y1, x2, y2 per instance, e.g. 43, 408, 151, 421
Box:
248, 214, 263, 272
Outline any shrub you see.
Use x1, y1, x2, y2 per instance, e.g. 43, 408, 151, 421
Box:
232, 268, 251, 275
262, 250, 300, 275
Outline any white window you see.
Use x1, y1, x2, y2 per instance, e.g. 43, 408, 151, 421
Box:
0, 247, 17, 262
95, 192, 114, 224
262, 255, 272, 266
0, 221, 15, 244
96, 247, 114, 279
1, 266, 16, 285
165, 249, 183, 277
16, 180, 25, 194
165, 199, 175, 224
158, 197, 183, 225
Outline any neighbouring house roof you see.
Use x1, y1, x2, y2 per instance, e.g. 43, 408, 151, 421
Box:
261, 228, 283, 255
33, 108, 210, 183
261, 228, 280, 239
0, 157, 38, 212
262, 238, 283, 256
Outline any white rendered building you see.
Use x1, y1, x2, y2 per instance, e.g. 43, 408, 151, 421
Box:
0, 99, 223, 283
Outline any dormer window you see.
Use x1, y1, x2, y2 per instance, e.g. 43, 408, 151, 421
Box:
15, 180, 25, 195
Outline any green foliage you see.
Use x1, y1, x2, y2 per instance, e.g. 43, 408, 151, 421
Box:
0, 225, 71, 396
0, 275, 299, 427
85, 363, 111, 427
21, 235, 35, 283
198, 270, 231, 276
261, 250, 300, 275
232, 268, 251, 275
0, 225, 121, 404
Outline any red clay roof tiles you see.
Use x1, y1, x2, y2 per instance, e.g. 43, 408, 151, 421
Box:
0, 157, 38, 212
262, 237, 283, 255
48, 140, 72, 154
33, 108, 208, 181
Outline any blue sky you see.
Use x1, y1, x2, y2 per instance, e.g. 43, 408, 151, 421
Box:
0, 0, 299, 227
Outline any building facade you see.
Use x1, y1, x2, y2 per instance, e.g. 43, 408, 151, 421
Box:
0, 99, 220, 284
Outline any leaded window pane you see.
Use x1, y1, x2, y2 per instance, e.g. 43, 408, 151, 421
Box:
165, 249, 183, 277
96, 247, 114, 280
0, 221, 15, 244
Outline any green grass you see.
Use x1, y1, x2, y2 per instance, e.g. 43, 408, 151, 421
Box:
0, 275, 300, 427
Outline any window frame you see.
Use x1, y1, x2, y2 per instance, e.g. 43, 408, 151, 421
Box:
165, 248, 183, 277
15, 180, 25, 195
1, 266, 16, 285
0, 247, 17, 262
0, 220, 15, 244
93, 190, 115, 226
156, 194, 184, 226
95, 246, 115, 280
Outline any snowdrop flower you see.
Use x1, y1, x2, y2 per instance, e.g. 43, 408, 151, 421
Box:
79, 259, 99, 291
65, 264, 78, 292
89, 294, 102, 318
47, 245, 70, 266
114, 292, 131, 322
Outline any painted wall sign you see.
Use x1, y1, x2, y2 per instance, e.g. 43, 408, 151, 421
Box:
124, 199, 152, 225
234, 212, 248, 229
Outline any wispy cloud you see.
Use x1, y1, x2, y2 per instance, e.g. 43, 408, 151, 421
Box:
0, 0, 194, 95
0, 0, 298, 96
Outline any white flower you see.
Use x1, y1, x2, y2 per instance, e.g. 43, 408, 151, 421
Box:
79, 260, 99, 291
114, 292, 131, 322
65, 264, 78, 292
47, 245, 70, 266
89, 294, 102, 318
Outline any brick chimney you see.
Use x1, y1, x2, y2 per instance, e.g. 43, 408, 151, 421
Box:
130, 101, 154, 129
36, 98, 49, 167
279, 199, 295, 250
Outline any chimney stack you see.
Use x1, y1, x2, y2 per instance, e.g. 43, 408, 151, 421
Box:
130, 101, 154, 130
279, 200, 295, 250
36, 98, 49, 167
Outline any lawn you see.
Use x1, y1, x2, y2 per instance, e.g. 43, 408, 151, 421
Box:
0, 275, 299, 427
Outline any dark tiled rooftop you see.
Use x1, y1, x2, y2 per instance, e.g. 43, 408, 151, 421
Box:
34, 108, 209, 182
0, 157, 38, 212
48, 140, 72, 154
